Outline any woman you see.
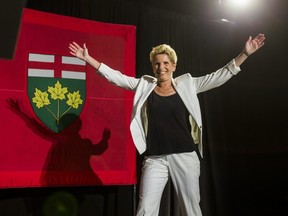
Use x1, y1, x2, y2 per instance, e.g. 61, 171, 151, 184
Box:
69, 33, 265, 216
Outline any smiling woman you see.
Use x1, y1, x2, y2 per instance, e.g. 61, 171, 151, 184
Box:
69, 29, 265, 215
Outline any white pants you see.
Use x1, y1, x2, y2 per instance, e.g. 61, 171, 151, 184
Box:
136, 151, 202, 216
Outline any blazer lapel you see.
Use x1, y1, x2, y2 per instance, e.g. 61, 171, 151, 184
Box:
172, 78, 202, 127
132, 79, 157, 118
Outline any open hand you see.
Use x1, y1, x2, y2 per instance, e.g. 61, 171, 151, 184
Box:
243, 33, 265, 56
69, 42, 89, 61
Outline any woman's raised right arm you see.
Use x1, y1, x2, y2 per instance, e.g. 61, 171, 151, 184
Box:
69, 42, 139, 90
69, 42, 101, 70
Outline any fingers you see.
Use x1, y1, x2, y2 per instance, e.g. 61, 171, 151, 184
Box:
68, 42, 89, 58
6, 98, 19, 109
69, 42, 78, 50
103, 128, 111, 139
71, 41, 81, 48
243, 33, 265, 55
246, 34, 265, 53
255, 33, 265, 40
253, 33, 265, 46
68, 44, 77, 55
69, 42, 82, 57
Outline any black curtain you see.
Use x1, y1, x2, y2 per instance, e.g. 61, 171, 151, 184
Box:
1, 0, 287, 216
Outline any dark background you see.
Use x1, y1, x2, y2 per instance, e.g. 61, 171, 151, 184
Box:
1, 0, 288, 215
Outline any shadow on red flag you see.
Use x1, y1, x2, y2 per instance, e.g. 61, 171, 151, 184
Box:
0, 9, 136, 188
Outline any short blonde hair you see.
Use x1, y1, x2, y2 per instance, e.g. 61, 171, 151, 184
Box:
149, 44, 177, 64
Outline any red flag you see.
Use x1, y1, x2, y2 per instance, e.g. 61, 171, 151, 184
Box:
0, 9, 136, 188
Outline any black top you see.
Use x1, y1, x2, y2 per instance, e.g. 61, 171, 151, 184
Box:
146, 90, 195, 156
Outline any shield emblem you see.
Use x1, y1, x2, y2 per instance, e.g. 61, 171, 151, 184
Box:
27, 53, 86, 133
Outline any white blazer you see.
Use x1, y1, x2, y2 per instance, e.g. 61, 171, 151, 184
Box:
97, 59, 240, 157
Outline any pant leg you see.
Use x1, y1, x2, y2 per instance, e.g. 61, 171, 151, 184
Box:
136, 156, 169, 216
167, 152, 202, 216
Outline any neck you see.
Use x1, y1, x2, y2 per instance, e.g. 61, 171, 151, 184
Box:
157, 80, 173, 88
155, 80, 176, 96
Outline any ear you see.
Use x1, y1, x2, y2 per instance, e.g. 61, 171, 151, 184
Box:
173, 63, 177, 72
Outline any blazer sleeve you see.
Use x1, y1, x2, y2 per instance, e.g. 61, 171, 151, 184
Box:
97, 63, 139, 91
193, 59, 241, 94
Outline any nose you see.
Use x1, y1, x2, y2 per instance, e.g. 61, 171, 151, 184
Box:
158, 62, 165, 70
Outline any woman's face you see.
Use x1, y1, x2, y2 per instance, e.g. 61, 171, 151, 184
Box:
152, 54, 176, 83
